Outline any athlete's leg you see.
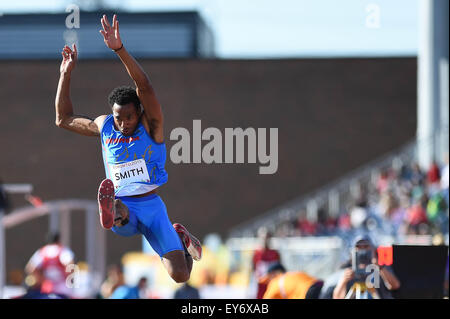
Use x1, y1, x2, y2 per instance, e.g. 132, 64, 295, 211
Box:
109, 193, 199, 283
110, 198, 139, 236
98, 179, 138, 236
173, 223, 202, 261
113, 199, 130, 227
176, 233, 194, 274
131, 194, 197, 283
160, 226, 202, 282
161, 250, 192, 283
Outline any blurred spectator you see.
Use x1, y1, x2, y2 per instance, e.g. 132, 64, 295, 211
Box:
427, 161, 441, 186
378, 191, 398, 219
228, 159, 448, 301
324, 216, 338, 234
389, 194, 410, 235
426, 191, 448, 230
100, 264, 125, 299
245, 159, 448, 294
24, 232, 75, 298
410, 162, 425, 186
297, 216, 318, 236
337, 213, 352, 231
399, 163, 412, 181
406, 197, 429, 235
274, 218, 292, 237
376, 169, 391, 194
262, 263, 323, 299
332, 236, 400, 299
252, 228, 281, 299
411, 183, 426, 203
109, 277, 148, 299
173, 282, 201, 299
350, 206, 368, 230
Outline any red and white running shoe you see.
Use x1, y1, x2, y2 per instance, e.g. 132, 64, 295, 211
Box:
97, 179, 115, 229
173, 223, 202, 261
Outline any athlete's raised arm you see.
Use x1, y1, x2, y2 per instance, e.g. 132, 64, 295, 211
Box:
55, 44, 106, 136
99, 14, 164, 143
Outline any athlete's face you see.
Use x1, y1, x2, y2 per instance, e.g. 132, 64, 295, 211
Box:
112, 102, 141, 136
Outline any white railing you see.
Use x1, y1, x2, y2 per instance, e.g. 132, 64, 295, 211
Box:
0, 199, 105, 299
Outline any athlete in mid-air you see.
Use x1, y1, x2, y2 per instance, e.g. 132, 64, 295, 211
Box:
55, 14, 202, 283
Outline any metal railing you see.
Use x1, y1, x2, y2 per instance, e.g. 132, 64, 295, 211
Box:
0, 199, 105, 299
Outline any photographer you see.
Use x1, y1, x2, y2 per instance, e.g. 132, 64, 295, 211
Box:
332, 235, 401, 299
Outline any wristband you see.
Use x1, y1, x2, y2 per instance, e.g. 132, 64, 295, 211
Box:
113, 44, 124, 52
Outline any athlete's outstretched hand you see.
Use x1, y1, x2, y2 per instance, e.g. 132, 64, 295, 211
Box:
60, 44, 77, 73
100, 14, 123, 51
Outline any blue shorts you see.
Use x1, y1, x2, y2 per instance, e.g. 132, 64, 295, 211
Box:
111, 193, 184, 257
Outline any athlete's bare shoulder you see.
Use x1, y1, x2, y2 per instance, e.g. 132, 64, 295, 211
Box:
94, 115, 109, 133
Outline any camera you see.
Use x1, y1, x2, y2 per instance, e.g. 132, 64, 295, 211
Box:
351, 248, 374, 281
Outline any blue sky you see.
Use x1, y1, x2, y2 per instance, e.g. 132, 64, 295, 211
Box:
0, 0, 419, 58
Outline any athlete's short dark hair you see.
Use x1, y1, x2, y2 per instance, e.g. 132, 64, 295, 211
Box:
108, 86, 141, 111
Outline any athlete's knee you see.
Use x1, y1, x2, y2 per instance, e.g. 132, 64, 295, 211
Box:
163, 250, 190, 283
170, 269, 190, 283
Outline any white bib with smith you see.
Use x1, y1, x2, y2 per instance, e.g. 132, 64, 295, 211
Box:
110, 159, 151, 190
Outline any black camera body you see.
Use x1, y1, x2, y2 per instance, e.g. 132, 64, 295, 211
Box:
352, 248, 374, 281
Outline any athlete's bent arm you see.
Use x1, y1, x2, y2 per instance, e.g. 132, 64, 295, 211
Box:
99, 14, 164, 143
55, 44, 106, 136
